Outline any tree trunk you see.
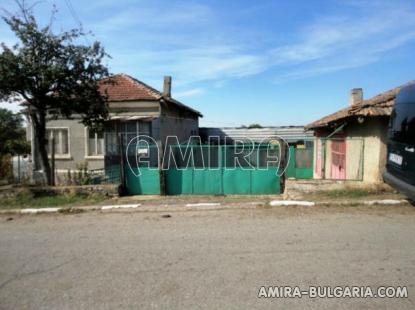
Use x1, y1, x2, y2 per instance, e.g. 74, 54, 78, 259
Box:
31, 111, 52, 185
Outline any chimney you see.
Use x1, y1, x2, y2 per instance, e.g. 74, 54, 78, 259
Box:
349, 88, 363, 106
163, 76, 172, 98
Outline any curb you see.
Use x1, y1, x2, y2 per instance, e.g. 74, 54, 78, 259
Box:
20, 207, 61, 214
0, 199, 411, 215
269, 200, 315, 207
363, 199, 408, 205
101, 204, 141, 210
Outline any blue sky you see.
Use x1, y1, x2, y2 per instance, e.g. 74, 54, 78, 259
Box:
1, 0, 415, 127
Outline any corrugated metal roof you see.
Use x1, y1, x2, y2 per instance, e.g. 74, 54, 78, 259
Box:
200, 126, 313, 143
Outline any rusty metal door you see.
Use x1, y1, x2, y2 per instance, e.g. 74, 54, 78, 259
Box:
331, 139, 346, 179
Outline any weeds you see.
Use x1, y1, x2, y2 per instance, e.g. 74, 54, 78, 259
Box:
321, 188, 384, 199
0, 191, 107, 209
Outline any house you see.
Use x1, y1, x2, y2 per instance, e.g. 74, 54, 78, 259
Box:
305, 81, 415, 183
27, 74, 202, 184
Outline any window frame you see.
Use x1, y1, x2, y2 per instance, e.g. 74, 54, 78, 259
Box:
85, 127, 105, 159
45, 127, 71, 159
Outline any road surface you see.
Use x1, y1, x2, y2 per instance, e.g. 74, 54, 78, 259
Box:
0, 204, 414, 309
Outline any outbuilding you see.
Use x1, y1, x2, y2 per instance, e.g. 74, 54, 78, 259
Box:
306, 81, 414, 183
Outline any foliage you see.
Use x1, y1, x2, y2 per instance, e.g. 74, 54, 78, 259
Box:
321, 188, 387, 199
247, 124, 263, 129
75, 161, 91, 185
0, 154, 13, 180
0, 1, 110, 184
0, 190, 107, 209
0, 108, 30, 156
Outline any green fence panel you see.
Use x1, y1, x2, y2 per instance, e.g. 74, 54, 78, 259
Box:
120, 144, 282, 195
223, 168, 251, 194
166, 168, 222, 195
286, 146, 296, 178
295, 168, 313, 179
105, 165, 121, 184
166, 168, 193, 195
125, 168, 160, 195
294, 146, 314, 179
193, 169, 222, 194
285, 145, 314, 179
252, 169, 280, 194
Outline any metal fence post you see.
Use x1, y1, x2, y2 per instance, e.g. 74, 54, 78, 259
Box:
321, 139, 326, 179
118, 133, 126, 194
51, 137, 55, 186
17, 155, 21, 184
159, 140, 166, 195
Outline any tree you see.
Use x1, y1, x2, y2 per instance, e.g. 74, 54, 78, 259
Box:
0, 1, 110, 185
248, 123, 263, 129
0, 108, 29, 181
0, 108, 30, 156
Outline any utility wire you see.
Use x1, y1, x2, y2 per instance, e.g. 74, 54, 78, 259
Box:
64, 0, 90, 45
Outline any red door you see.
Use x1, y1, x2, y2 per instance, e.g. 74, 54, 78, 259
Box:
331, 139, 346, 179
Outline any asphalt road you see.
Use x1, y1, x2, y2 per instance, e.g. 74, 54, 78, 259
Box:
1, 205, 415, 309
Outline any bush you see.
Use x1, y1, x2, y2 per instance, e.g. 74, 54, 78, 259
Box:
75, 161, 91, 185
0, 154, 13, 182
0, 189, 107, 209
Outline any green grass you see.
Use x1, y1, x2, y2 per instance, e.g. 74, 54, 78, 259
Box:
321, 188, 383, 199
0, 192, 108, 209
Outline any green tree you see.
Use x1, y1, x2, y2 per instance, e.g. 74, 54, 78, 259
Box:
248, 123, 263, 129
0, 1, 110, 185
0, 108, 30, 155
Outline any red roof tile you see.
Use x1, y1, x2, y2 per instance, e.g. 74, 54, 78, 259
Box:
98, 74, 161, 101
98, 74, 202, 117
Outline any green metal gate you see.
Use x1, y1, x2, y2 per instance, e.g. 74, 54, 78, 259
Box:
165, 144, 280, 195
124, 143, 161, 195
106, 143, 282, 195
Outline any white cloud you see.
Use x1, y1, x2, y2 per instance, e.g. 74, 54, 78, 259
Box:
273, 57, 378, 84
268, 0, 415, 80
3, 0, 415, 89
174, 88, 205, 99
104, 0, 415, 86
109, 46, 267, 86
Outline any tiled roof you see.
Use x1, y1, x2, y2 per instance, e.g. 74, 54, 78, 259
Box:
98, 74, 161, 101
98, 74, 202, 117
305, 81, 415, 129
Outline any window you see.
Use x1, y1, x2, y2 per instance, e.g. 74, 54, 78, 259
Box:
46, 128, 69, 156
118, 121, 152, 145
389, 103, 415, 144
140, 121, 151, 136
87, 129, 104, 157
